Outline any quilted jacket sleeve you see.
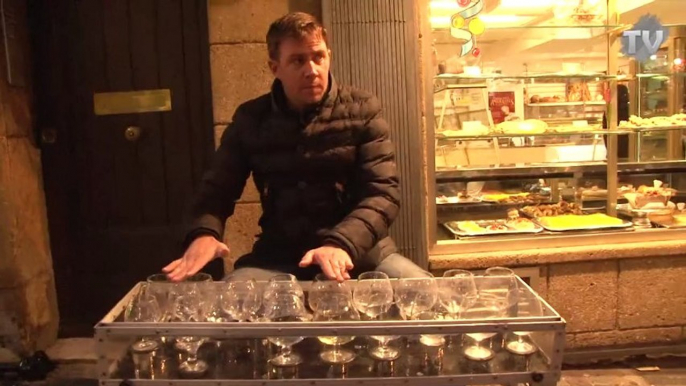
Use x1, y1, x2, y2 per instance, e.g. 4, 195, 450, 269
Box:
182, 106, 252, 248
322, 96, 401, 260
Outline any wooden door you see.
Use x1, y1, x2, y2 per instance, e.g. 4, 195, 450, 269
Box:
29, 0, 218, 337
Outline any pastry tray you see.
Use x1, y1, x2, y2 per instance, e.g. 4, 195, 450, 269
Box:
443, 219, 544, 238
436, 196, 482, 205
530, 214, 633, 232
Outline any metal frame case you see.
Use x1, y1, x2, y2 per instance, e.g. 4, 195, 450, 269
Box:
95, 278, 566, 386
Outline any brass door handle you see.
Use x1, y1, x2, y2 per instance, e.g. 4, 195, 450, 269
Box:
124, 126, 141, 142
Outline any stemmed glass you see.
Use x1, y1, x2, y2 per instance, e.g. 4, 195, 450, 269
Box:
438, 269, 478, 318
505, 287, 543, 355
173, 282, 212, 376
221, 278, 262, 322
394, 276, 438, 320
264, 294, 309, 367
311, 286, 360, 364
483, 267, 519, 316
352, 272, 400, 360
124, 283, 163, 353
461, 293, 507, 361
264, 274, 304, 302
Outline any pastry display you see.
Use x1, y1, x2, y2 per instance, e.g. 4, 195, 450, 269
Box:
443, 218, 542, 237
538, 213, 626, 230
494, 119, 548, 134
481, 192, 548, 204
436, 194, 482, 204
522, 201, 583, 217
566, 82, 592, 102
623, 180, 676, 209
619, 114, 686, 128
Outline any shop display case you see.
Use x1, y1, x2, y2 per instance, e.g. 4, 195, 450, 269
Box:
95, 278, 565, 386
426, 0, 686, 256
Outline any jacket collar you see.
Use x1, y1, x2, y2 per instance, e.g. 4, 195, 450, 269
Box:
270, 73, 337, 116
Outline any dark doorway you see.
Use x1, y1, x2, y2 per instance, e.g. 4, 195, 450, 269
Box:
29, 0, 217, 337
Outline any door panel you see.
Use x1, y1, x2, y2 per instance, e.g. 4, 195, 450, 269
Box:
30, 0, 215, 337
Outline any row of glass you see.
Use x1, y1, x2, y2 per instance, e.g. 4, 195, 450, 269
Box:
123, 268, 544, 377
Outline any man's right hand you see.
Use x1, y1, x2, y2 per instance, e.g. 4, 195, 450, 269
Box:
163, 235, 230, 282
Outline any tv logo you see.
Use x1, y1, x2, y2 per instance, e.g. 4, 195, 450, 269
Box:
621, 14, 668, 62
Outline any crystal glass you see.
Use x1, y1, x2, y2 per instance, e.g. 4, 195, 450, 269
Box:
264, 294, 309, 367
264, 274, 304, 302
352, 271, 400, 361
124, 283, 163, 353
308, 273, 351, 313
461, 294, 507, 361
312, 290, 359, 364
439, 269, 478, 318
172, 282, 211, 376
483, 266, 519, 316
415, 310, 446, 347
221, 278, 261, 322
394, 276, 438, 320
506, 288, 543, 355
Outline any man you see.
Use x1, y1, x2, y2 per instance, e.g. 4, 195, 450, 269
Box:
163, 12, 429, 282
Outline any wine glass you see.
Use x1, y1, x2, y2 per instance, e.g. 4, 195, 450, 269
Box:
438, 269, 478, 318
264, 274, 304, 302
483, 266, 519, 316
308, 273, 351, 312
394, 276, 438, 320
352, 271, 400, 361
461, 293, 507, 361
264, 294, 309, 367
124, 283, 163, 353
221, 278, 262, 322
173, 282, 211, 376
312, 290, 360, 364
505, 288, 543, 355
415, 310, 446, 347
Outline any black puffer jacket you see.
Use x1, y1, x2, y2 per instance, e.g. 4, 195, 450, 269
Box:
186, 75, 400, 270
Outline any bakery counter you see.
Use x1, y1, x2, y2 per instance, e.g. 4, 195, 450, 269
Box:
428, 229, 686, 271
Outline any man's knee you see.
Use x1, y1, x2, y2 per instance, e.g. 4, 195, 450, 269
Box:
375, 253, 432, 279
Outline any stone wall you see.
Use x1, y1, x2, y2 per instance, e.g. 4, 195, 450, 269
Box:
0, 0, 59, 355
207, 0, 322, 271
432, 254, 686, 350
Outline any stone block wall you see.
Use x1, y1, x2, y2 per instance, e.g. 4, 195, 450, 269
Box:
536, 256, 686, 350
0, 0, 59, 354
207, 0, 321, 271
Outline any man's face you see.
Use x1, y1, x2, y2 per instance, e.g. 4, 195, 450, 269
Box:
269, 34, 331, 111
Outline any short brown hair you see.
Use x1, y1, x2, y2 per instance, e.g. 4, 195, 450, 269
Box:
266, 12, 328, 60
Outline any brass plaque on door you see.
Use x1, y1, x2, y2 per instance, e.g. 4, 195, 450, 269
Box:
93, 89, 171, 116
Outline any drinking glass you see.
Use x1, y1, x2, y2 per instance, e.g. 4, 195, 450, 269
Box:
439, 269, 478, 318
173, 282, 211, 376
312, 290, 359, 364
505, 288, 543, 355
124, 283, 163, 353
461, 294, 507, 361
352, 271, 400, 360
394, 276, 438, 320
264, 294, 309, 366
221, 278, 261, 322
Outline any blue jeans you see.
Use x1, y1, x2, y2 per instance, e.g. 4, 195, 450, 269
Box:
224, 253, 431, 281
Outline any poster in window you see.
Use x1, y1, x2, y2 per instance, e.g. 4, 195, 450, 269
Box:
488, 91, 516, 124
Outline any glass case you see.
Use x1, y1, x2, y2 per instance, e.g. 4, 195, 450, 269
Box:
425, 0, 686, 254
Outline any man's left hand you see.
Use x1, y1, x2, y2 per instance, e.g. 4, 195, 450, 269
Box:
299, 245, 354, 281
